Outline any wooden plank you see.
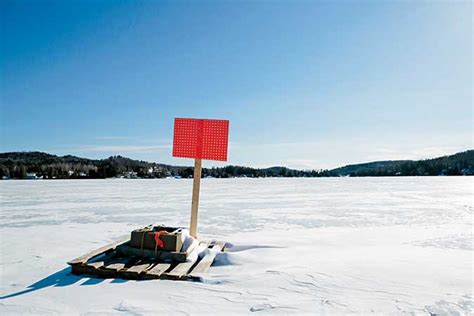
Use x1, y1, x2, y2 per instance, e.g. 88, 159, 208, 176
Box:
143, 263, 171, 279
120, 261, 153, 279
88, 261, 105, 269
71, 264, 97, 276
79, 265, 114, 278
67, 235, 130, 265
189, 244, 221, 274
165, 241, 209, 279
103, 256, 135, 272
71, 264, 91, 275
215, 241, 226, 251
165, 259, 196, 280
190, 158, 202, 238
87, 252, 117, 269
125, 261, 152, 274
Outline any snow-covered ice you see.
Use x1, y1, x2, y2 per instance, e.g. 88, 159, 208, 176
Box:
0, 177, 472, 315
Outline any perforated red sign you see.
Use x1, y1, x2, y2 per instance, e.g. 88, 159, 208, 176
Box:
173, 118, 229, 161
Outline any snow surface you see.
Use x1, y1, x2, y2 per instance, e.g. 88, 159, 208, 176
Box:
0, 177, 472, 315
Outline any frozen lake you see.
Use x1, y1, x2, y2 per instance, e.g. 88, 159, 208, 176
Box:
0, 177, 472, 314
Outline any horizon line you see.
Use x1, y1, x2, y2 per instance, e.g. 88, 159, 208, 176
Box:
0, 149, 472, 172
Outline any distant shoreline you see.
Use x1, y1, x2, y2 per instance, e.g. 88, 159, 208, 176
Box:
0, 150, 473, 180
1, 175, 471, 181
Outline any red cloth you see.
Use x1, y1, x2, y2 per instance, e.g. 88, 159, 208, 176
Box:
154, 230, 168, 249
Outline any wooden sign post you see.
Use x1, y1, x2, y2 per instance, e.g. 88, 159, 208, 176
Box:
172, 118, 229, 238
190, 158, 202, 237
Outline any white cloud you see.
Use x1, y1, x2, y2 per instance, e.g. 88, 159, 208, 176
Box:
283, 159, 320, 170
76, 144, 172, 154
228, 140, 471, 170
365, 146, 470, 162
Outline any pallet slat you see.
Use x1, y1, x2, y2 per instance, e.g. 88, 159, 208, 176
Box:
165, 241, 210, 279
71, 264, 96, 275
189, 242, 224, 274
145, 263, 172, 278
165, 262, 194, 279
88, 252, 117, 268
125, 261, 152, 274
103, 256, 136, 272
67, 235, 130, 265
121, 261, 153, 279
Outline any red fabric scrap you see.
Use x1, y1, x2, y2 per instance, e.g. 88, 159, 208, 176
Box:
154, 230, 168, 249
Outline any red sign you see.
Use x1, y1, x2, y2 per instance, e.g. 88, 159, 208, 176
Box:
173, 118, 229, 161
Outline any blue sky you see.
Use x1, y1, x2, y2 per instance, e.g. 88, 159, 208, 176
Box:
1, 0, 472, 169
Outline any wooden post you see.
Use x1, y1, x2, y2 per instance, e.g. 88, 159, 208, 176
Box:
190, 158, 202, 238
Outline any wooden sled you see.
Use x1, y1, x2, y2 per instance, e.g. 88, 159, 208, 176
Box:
67, 236, 226, 281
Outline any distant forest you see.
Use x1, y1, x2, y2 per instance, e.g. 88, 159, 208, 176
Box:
0, 150, 472, 179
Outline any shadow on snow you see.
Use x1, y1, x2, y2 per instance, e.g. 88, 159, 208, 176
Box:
0, 267, 127, 300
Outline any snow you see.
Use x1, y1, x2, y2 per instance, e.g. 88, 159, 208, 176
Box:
0, 177, 472, 315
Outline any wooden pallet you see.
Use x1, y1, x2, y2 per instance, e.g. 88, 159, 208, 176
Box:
67, 237, 225, 281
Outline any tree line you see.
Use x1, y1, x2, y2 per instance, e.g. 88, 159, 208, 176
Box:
0, 150, 472, 179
